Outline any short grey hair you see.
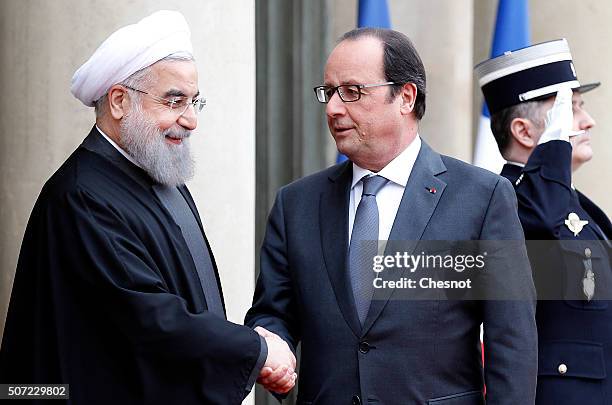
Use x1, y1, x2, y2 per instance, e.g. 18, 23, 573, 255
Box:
94, 53, 195, 118
489, 100, 546, 156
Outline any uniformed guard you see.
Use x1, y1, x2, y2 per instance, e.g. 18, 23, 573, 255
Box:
476, 39, 612, 404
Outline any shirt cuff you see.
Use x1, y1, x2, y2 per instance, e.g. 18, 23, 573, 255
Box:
245, 334, 268, 392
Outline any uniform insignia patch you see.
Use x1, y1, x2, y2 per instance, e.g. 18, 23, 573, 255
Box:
564, 212, 588, 236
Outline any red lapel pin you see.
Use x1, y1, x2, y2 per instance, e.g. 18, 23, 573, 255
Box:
426, 186, 436, 194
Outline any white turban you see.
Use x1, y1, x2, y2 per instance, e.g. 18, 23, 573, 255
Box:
71, 10, 193, 107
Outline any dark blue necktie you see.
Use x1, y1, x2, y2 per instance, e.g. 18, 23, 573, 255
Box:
349, 175, 389, 325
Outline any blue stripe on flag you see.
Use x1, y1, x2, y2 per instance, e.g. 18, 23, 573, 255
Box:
473, 0, 531, 171
358, 0, 391, 28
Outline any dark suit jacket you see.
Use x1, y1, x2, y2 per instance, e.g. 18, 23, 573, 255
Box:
247, 141, 537, 404
0, 127, 262, 405
501, 140, 612, 405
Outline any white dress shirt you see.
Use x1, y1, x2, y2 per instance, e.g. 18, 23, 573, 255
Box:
348, 135, 422, 244
505, 160, 525, 168
95, 125, 142, 168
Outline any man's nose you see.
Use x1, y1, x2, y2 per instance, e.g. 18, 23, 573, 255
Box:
578, 109, 596, 131
326, 91, 346, 117
178, 105, 198, 130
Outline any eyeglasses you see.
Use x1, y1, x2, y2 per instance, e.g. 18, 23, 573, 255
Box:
313, 82, 396, 103
122, 85, 206, 115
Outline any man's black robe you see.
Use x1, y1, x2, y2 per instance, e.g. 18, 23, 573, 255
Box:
0, 127, 262, 405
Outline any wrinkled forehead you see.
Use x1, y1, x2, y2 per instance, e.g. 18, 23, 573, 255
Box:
148, 60, 199, 96
324, 37, 385, 85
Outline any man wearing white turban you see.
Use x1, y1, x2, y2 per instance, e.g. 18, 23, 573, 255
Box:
0, 10, 296, 404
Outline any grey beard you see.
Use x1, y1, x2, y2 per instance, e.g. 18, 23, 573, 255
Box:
119, 105, 195, 187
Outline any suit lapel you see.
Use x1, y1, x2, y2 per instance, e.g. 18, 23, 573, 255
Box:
320, 161, 362, 337
362, 142, 447, 335
177, 186, 228, 314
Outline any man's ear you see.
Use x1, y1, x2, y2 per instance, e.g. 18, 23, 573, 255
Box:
399, 82, 417, 115
108, 85, 130, 120
509, 117, 539, 148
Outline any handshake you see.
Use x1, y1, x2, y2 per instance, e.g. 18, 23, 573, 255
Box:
255, 326, 297, 394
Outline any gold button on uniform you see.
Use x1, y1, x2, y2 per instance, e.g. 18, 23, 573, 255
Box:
558, 364, 568, 375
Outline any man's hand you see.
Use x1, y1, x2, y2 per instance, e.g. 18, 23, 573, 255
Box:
255, 326, 297, 394
539, 86, 574, 144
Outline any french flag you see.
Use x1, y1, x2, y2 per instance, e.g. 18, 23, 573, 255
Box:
473, 0, 531, 173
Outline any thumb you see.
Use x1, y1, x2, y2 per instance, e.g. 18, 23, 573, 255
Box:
254, 326, 275, 338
